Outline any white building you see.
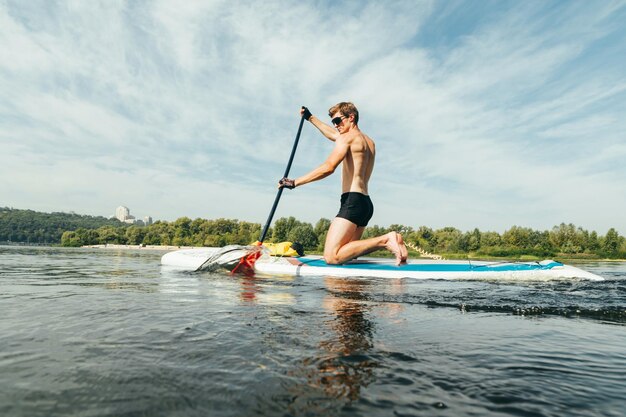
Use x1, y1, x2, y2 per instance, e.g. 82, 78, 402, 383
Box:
115, 206, 151, 225
115, 206, 130, 222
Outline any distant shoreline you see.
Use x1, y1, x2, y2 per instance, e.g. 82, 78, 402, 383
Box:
81, 244, 200, 251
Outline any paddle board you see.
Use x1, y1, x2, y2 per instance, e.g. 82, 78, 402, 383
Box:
160, 248, 604, 281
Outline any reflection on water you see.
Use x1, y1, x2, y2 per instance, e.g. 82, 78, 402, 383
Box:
237, 275, 297, 306
240, 276, 259, 302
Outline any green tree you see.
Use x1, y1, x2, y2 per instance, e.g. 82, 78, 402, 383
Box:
288, 224, 318, 250
83, 229, 100, 245
272, 216, 302, 242
314, 218, 331, 250
433, 227, 463, 253
481, 231, 502, 247
602, 228, 621, 257
148, 221, 173, 246
98, 226, 122, 244
209, 218, 239, 235
125, 226, 147, 245
173, 217, 192, 240
549, 223, 584, 253
388, 224, 413, 235
532, 231, 554, 254
204, 234, 227, 247
362, 224, 388, 240
235, 221, 262, 244
503, 226, 533, 249
585, 230, 601, 252
404, 226, 435, 252
459, 228, 481, 252
416, 226, 434, 241
142, 229, 162, 246
61, 231, 82, 247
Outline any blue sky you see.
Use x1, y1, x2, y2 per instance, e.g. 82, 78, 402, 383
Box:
1, 0, 625, 235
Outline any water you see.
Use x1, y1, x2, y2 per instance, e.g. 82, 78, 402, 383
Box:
1, 246, 625, 417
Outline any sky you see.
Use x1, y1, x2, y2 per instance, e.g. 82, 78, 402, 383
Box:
1, 0, 625, 235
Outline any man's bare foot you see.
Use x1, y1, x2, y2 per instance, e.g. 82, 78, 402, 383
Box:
385, 232, 405, 265
396, 233, 408, 263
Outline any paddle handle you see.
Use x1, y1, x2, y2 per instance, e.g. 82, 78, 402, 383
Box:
258, 111, 307, 243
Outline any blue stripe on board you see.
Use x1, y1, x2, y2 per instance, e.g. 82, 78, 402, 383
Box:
297, 258, 563, 272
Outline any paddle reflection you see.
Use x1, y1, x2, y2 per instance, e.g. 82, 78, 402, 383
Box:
239, 275, 296, 306
239, 276, 259, 302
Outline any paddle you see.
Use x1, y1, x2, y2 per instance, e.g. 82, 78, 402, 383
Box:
258, 107, 308, 242
230, 107, 308, 274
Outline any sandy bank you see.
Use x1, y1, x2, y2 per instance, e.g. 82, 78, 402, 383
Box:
82, 244, 200, 251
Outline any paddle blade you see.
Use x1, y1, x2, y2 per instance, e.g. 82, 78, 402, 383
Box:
231, 247, 263, 275
196, 245, 257, 272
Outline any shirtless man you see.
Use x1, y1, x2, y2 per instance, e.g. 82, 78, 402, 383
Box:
278, 103, 408, 265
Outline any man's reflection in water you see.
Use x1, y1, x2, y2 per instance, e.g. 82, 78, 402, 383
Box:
304, 277, 406, 404
312, 277, 376, 401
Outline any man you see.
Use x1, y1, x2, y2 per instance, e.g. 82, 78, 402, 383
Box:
278, 103, 408, 265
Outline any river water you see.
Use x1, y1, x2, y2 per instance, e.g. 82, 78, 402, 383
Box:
1, 245, 625, 417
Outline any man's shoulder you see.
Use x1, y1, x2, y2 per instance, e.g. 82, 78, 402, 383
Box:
338, 132, 374, 155
341, 129, 372, 142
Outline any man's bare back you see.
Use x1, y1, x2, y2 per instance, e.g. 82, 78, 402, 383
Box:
278, 103, 408, 265
340, 129, 375, 195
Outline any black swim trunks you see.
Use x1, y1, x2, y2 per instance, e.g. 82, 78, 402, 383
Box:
336, 192, 374, 227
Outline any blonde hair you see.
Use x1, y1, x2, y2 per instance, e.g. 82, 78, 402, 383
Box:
328, 102, 359, 125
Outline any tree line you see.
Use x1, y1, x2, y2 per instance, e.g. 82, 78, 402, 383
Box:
0, 207, 122, 244
62, 216, 625, 259
2, 208, 624, 258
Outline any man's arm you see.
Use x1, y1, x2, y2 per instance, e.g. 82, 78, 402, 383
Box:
309, 116, 340, 142
300, 108, 339, 142
279, 137, 349, 189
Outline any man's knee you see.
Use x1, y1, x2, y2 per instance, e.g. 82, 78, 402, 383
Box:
323, 250, 342, 265
324, 255, 343, 265
324, 256, 343, 265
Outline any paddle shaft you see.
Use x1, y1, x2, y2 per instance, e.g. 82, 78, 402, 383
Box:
258, 113, 306, 243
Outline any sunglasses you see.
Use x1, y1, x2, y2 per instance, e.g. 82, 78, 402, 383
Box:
331, 116, 347, 126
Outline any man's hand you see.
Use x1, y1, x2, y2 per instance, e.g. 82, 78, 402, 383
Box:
278, 177, 296, 189
301, 106, 312, 121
